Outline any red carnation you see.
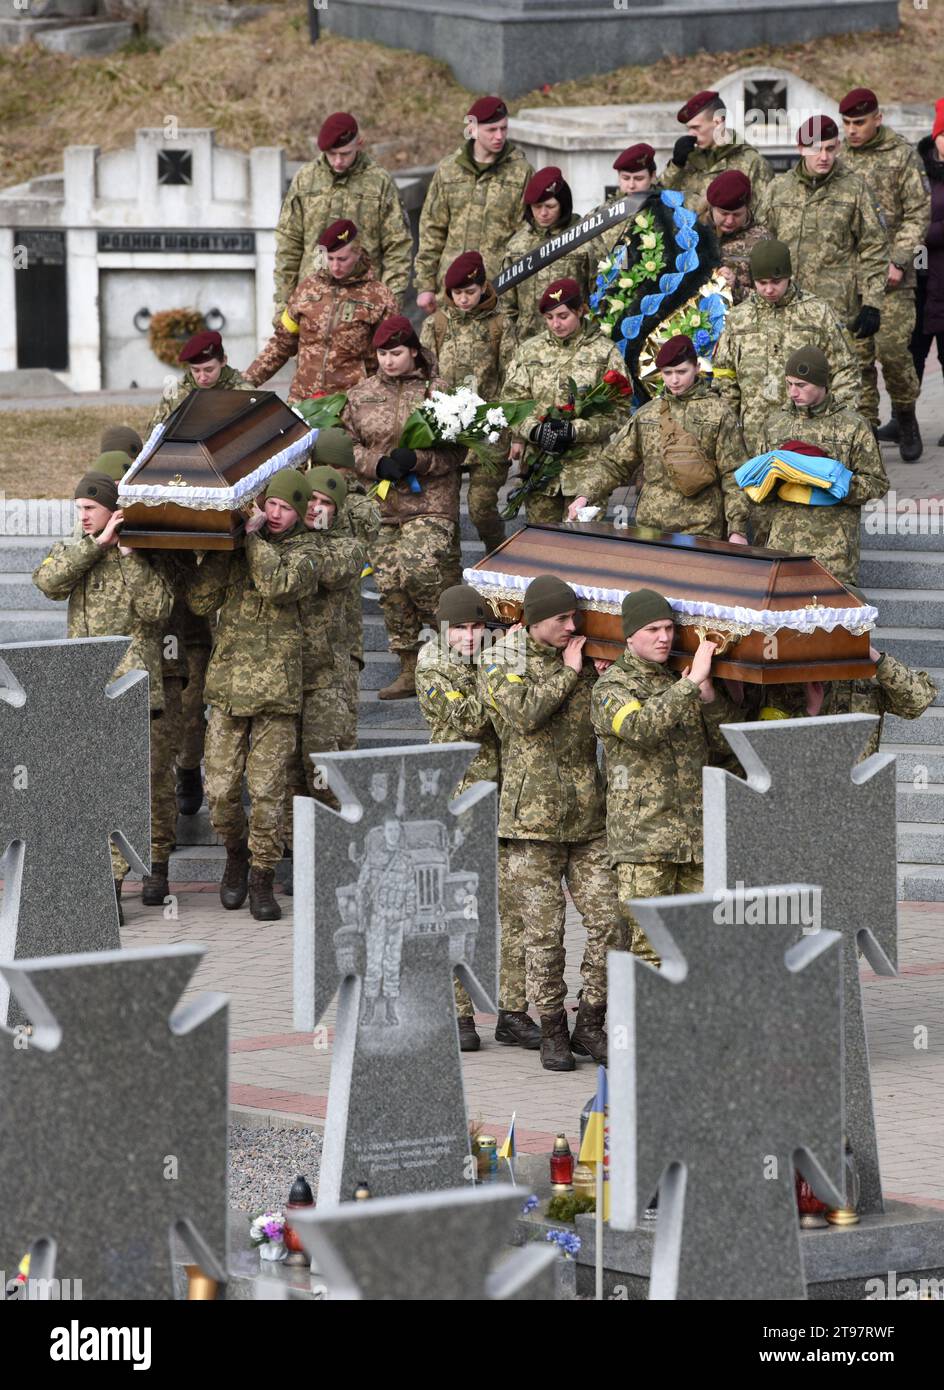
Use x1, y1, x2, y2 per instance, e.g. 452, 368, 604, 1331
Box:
560, 403, 575, 413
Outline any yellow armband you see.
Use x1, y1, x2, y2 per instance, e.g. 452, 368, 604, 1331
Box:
280, 309, 300, 334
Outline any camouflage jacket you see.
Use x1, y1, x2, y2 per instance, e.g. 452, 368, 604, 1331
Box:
500, 215, 594, 348
479, 631, 605, 843
715, 216, 771, 304
759, 160, 889, 327
358, 840, 417, 922
148, 364, 253, 432
299, 515, 366, 691
416, 638, 501, 794
414, 141, 534, 294
502, 317, 631, 498
245, 253, 397, 401
342, 366, 463, 525
273, 152, 412, 315
419, 283, 513, 399
662, 140, 773, 210
333, 489, 381, 666
187, 522, 320, 716
582, 378, 749, 537
33, 537, 174, 710
841, 125, 931, 289
712, 282, 862, 455
761, 393, 889, 585
590, 647, 737, 864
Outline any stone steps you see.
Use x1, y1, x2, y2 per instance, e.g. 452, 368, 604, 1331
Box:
899, 865, 944, 902
896, 784, 944, 822
860, 551, 944, 589
881, 708, 944, 745
886, 744, 944, 784
897, 823, 944, 866
866, 589, 944, 629
869, 627, 944, 668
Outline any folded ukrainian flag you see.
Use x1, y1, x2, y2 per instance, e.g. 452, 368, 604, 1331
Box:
735, 449, 852, 507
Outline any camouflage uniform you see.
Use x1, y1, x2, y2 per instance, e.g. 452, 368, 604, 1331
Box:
343, 368, 463, 653
187, 523, 320, 871
591, 647, 738, 963
502, 317, 631, 523
333, 489, 380, 749
150, 554, 199, 865
357, 827, 416, 1002
273, 151, 413, 317
147, 364, 253, 432
761, 394, 889, 584
176, 604, 212, 772
480, 631, 624, 1013
414, 141, 534, 294
580, 378, 749, 537
841, 125, 931, 420
712, 282, 863, 455
244, 253, 398, 402
662, 140, 773, 210
715, 215, 771, 304
759, 161, 889, 336
420, 284, 514, 554
500, 216, 594, 348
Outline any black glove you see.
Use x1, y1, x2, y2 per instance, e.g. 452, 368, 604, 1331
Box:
376, 456, 402, 481
528, 417, 576, 455
851, 306, 881, 339
376, 447, 416, 481
672, 135, 697, 168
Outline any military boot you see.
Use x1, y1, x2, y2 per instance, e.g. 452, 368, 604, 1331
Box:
494, 1009, 542, 1049
897, 406, 923, 462
248, 866, 281, 922
875, 413, 900, 443
220, 840, 250, 910
458, 1017, 481, 1052
570, 998, 608, 1065
384, 997, 400, 1026
176, 764, 204, 816
283, 849, 293, 898
114, 879, 124, 928
478, 528, 507, 557
360, 996, 377, 1025
378, 650, 418, 700
141, 860, 169, 907
540, 1009, 575, 1072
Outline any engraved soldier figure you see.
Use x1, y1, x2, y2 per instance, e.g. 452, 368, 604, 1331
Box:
357, 818, 417, 1026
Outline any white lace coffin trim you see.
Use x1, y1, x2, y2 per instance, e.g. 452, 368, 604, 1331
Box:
464, 566, 878, 637
118, 423, 318, 512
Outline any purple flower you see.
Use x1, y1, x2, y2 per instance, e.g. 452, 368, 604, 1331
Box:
522, 1194, 539, 1215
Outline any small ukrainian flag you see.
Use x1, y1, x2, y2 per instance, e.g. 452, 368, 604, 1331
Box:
361, 563, 373, 579
498, 1110, 516, 1161
579, 1067, 607, 1165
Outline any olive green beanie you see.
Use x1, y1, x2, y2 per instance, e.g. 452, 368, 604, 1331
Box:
264, 468, 311, 520
436, 584, 489, 626
313, 427, 355, 472
621, 588, 674, 637
523, 574, 578, 625
307, 465, 347, 509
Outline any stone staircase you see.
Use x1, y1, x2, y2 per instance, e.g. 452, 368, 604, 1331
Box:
3, 505, 942, 899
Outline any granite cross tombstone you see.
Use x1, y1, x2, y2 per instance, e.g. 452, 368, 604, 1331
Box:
290, 1186, 557, 1300
0, 944, 228, 1300
293, 743, 498, 1204
703, 714, 898, 1214
0, 638, 150, 1025
608, 888, 845, 1301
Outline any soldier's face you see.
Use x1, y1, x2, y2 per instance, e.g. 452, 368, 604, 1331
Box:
377, 345, 417, 376
77, 499, 114, 535
306, 493, 336, 529
688, 111, 724, 149
754, 276, 791, 303
617, 169, 652, 194
383, 819, 401, 848
630, 619, 675, 664
325, 137, 361, 173
327, 241, 361, 278
447, 621, 486, 658
786, 375, 827, 407
662, 360, 698, 395
800, 139, 840, 176
191, 355, 225, 387
264, 497, 298, 533
531, 196, 562, 228
450, 284, 484, 311
711, 204, 749, 235
543, 304, 582, 338
842, 112, 882, 147
471, 119, 508, 157
530, 610, 577, 648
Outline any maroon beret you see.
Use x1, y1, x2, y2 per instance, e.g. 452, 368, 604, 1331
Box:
444, 251, 486, 293
524, 165, 565, 205
797, 115, 839, 146
839, 87, 879, 117
467, 95, 508, 124
706, 169, 752, 210
613, 142, 656, 174
178, 329, 223, 364
539, 277, 582, 314
655, 334, 697, 370
372, 315, 420, 351
677, 90, 720, 124
318, 112, 359, 152
779, 439, 823, 457
318, 218, 358, 252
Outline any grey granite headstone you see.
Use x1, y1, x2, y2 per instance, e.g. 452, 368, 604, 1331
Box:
0, 944, 228, 1300
0, 638, 150, 1025
703, 715, 898, 1215
294, 744, 498, 1205
290, 1186, 557, 1300
607, 888, 845, 1301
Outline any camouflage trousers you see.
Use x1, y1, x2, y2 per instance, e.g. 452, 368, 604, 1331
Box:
110, 683, 184, 881
178, 640, 210, 770
504, 836, 625, 1014
204, 708, 297, 871
524, 490, 567, 526
372, 516, 461, 653
337, 654, 361, 752
467, 458, 510, 554
454, 838, 527, 1017
852, 289, 920, 423
365, 915, 404, 1000
283, 682, 348, 845
617, 861, 704, 967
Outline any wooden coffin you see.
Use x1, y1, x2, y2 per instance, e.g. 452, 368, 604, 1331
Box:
118, 388, 312, 550
470, 521, 878, 685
